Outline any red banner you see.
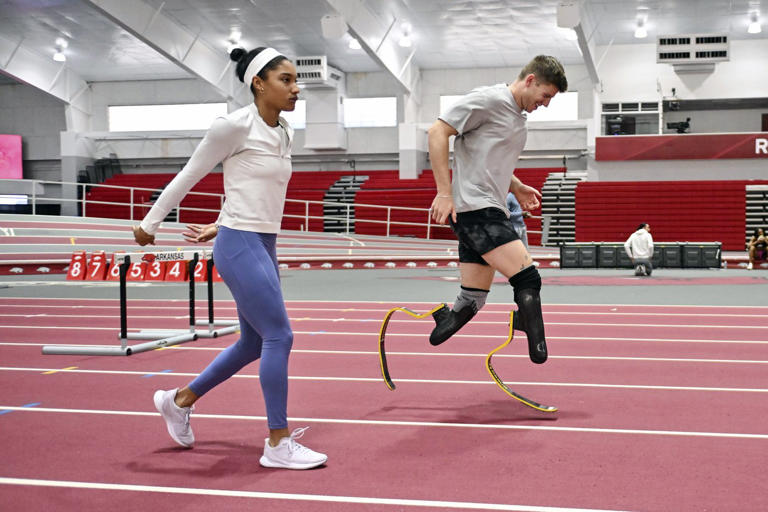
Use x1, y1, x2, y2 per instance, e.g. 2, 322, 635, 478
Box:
0, 134, 22, 179
596, 133, 768, 161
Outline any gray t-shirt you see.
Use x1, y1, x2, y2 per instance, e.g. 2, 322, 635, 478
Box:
439, 83, 527, 216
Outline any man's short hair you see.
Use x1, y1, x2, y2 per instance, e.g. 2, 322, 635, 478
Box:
518, 55, 568, 92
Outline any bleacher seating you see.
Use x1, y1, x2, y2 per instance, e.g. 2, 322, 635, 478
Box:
83, 167, 570, 245
85, 173, 176, 220
353, 170, 450, 238
575, 181, 751, 251
282, 171, 348, 231
514, 167, 565, 245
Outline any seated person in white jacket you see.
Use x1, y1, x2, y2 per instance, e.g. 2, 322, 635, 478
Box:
624, 223, 654, 276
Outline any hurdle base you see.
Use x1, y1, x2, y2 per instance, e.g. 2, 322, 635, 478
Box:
194, 320, 239, 327
42, 332, 197, 356
42, 345, 130, 356
124, 330, 195, 340
195, 324, 240, 338
126, 333, 197, 354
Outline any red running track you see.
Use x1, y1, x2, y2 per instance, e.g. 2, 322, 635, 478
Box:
1, 298, 767, 511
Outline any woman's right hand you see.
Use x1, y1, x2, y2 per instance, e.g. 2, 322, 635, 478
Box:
132, 225, 155, 246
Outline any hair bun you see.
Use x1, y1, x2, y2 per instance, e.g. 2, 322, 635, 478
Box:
229, 47, 246, 62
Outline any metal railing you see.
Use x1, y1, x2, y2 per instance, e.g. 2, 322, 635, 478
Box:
0, 178, 548, 240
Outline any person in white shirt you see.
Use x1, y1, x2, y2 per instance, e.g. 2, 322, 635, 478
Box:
624, 223, 654, 276
428, 55, 568, 365
132, 46, 326, 470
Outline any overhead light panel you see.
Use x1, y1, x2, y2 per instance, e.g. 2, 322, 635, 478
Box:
53, 37, 68, 62
399, 21, 413, 48
635, 19, 647, 39
348, 37, 361, 50
226, 28, 242, 52
748, 12, 762, 34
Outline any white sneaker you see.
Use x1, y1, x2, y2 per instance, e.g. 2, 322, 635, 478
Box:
747, 262, 753, 270
153, 388, 194, 448
259, 427, 327, 470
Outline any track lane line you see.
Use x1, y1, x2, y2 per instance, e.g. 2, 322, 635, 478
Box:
0, 366, 766, 394
4, 341, 768, 364
1, 405, 767, 439
0, 476, 625, 512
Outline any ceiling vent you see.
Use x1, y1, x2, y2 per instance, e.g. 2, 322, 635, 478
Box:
295, 56, 345, 89
656, 35, 729, 74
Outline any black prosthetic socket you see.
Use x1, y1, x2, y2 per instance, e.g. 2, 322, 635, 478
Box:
429, 304, 476, 346
509, 266, 547, 364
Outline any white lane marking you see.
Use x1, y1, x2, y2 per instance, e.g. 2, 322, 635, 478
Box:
1, 328, 768, 344
0, 406, 766, 440
0, 477, 626, 512
0, 366, 766, 394
1, 317, 766, 330
2, 306, 768, 320
4, 341, 768, 365
1, 297, 767, 309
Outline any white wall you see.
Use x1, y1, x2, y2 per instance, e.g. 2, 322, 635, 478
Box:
597, 39, 768, 103
89, 79, 225, 132
663, 109, 765, 134
0, 83, 66, 162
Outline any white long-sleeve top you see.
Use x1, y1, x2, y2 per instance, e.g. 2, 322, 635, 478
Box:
139, 103, 293, 235
624, 228, 654, 259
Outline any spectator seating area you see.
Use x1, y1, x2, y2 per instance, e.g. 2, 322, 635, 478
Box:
84, 170, 764, 251
84, 173, 176, 220
574, 180, 766, 251
353, 170, 450, 238
281, 171, 348, 231
512, 167, 564, 246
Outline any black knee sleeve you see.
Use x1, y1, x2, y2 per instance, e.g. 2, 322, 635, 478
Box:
508, 266, 547, 364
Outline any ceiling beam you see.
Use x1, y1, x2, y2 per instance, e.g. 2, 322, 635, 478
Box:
557, 1, 601, 91
0, 34, 91, 118
82, 0, 251, 106
325, 0, 420, 96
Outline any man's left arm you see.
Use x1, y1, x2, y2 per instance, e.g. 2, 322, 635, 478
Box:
509, 175, 541, 211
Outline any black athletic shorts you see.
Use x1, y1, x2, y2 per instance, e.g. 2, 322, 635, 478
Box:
449, 207, 520, 265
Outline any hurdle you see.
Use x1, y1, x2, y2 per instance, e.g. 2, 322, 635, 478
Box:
42, 249, 239, 356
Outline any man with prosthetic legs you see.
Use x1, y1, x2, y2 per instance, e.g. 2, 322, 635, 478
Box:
427, 211, 548, 366
377, 56, 566, 410
426, 55, 566, 366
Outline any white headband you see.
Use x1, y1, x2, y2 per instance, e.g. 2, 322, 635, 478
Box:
243, 47, 282, 89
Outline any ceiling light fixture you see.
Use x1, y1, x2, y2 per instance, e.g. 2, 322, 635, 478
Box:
53, 37, 68, 62
399, 21, 413, 48
348, 37, 361, 50
748, 12, 762, 34
226, 28, 242, 52
634, 18, 647, 39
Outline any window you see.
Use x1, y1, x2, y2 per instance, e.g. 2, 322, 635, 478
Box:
441, 92, 579, 122
280, 99, 306, 129
108, 103, 228, 132
343, 97, 397, 127
439, 95, 464, 115
526, 91, 578, 122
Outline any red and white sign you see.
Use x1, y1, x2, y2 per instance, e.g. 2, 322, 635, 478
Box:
66, 251, 87, 280
596, 133, 768, 161
85, 251, 108, 280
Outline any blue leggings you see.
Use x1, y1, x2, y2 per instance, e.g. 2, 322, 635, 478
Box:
188, 226, 293, 430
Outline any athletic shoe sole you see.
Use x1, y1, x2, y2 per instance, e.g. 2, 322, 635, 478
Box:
258, 454, 327, 470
